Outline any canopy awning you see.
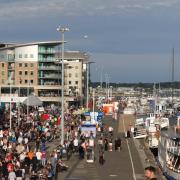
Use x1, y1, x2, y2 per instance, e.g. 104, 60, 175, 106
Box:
23, 95, 43, 106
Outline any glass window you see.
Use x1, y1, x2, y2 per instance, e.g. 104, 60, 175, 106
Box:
30, 80, 33, 84
25, 80, 28, 84
19, 54, 22, 58
25, 63, 28, 67
1, 71, 4, 76
2, 79, 4, 84
30, 54, 34, 58
69, 73, 72, 77
75, 81, 78, 85
30, 71, 33, 75
69, 81, 71, 85
24, 54, 28, 58
75, 66, 78, 69
19, 71, 22, 75
19, 63, 22, 67
75, 73, 78, 78
2, 63, 4, 67
30, 63, 33, 67
25, 71, 28, 75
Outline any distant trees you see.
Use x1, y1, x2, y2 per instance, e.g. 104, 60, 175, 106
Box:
91, 81, 180, 89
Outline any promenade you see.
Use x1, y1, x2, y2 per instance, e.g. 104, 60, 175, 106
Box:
57, 114, 146, 180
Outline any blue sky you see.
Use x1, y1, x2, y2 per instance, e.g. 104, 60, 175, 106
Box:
1, 0, 180, 83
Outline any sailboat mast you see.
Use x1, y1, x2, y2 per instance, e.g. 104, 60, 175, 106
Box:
171, 47, 174, 104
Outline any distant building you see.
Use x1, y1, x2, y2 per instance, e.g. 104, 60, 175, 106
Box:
0, 42, 88, 106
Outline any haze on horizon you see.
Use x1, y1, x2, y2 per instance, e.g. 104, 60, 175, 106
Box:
1, 0, 180, 83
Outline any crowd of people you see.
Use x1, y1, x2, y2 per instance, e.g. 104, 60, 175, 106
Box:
0, 104, 160, 180
0, 105, 90, 179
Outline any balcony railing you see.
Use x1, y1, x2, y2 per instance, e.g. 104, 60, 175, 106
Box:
38, 66, 61, 70
167, 147, 180, 155
39, 74, 60, 79
38, 50, 55, 54
38, 58, 56, 62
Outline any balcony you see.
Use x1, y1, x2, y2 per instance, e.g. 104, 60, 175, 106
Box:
38, 58, 55, 62
38, 66, 61, 71
38, 50, 55, 54
39, 74, 60, 79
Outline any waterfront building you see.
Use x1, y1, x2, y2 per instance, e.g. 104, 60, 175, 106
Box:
0, 42, 88, 107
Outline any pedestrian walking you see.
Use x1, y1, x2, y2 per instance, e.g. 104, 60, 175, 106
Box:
117, 137, 122, 151
99, 150, 104, 165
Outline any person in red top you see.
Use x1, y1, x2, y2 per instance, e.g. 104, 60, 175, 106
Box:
41, 151, 46, 166
6, 153, 12, 161
7, 162, 14, 172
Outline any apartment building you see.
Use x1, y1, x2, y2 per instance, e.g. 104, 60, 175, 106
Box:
0, 42, 88, 106
56, 51, 88, 98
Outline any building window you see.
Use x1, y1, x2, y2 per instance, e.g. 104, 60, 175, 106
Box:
2, 63, 4, 67
75, 73, 78, 78
69, 81, 71, 85
25, 80, 28, 84
30, 80, 33, 84
19, 63, 22, 67
25, 63, 28, 67
75, 81, 78, 85
30, 54, 34, 58
69, 73, 72, 78
19, 79, 22, 84
30, 63, 33, 67
75, 66, 78, 69
1, 71, 4, 76
24, 54, 28, 58
2, 79, 4, 84
19, 71, 22, 75
19, 54, 22, 58
25, 71, 28, 75
30, 71, 33, 75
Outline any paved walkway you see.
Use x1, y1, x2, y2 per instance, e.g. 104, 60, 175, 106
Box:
57, 114, 147, 180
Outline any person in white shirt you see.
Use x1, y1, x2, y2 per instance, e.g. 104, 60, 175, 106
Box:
73, 138, 78, 153
24, 137, 28, 144
8, 171, 16, 180
19, 152, 26, 162
18, 136, 23, 144
0, 130, 3, 138
36, 150, 42, 168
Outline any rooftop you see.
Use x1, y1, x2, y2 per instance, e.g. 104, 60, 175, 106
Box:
0, 41, 63, 50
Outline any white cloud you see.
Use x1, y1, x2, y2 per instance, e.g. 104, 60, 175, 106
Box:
0, 0, 180, 20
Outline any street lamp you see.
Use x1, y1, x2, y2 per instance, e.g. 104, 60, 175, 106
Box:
57, 26, 69, 145
85, 59, 94, 111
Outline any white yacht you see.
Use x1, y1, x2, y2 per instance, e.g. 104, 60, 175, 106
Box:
158, 114, 180, 180
145, 113, 169, 148
133, 118, 147, 139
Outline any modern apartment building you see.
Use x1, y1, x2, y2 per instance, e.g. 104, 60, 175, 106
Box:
0, 42, 88, 106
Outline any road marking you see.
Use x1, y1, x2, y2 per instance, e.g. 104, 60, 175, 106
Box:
109, 174, 118, 177
122, 116, 137, 180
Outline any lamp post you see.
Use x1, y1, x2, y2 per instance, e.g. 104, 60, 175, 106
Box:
86, 62, 89, 110
9, 81, 12, 130
18, 79, 21, 126
27, 69, 30, 123
57, 26, 69, 145
85, 60, 94, 111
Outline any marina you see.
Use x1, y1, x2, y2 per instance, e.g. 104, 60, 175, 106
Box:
1, 1, 180, 179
